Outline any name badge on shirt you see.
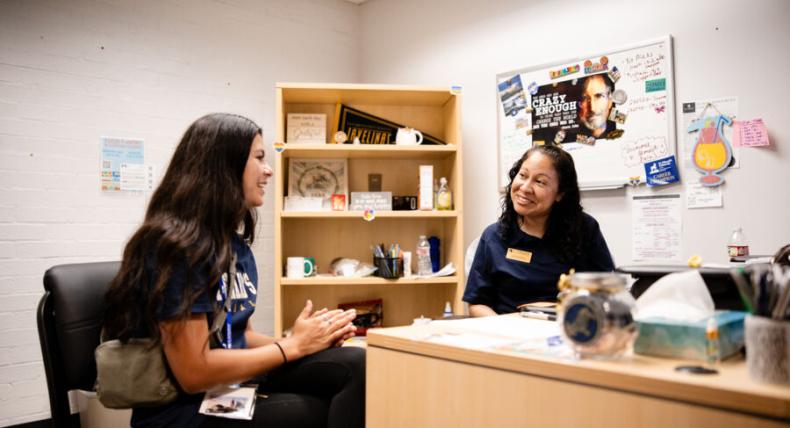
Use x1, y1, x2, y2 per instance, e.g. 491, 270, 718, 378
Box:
506, 248, 533, 264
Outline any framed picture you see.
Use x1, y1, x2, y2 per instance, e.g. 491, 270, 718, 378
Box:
288, 158, 348, 210
286, 113, 326, 144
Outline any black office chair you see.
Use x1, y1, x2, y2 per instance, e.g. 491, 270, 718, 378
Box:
37, 262, 120, 428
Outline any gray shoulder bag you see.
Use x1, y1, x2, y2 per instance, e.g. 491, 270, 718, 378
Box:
94, 335, 178, 408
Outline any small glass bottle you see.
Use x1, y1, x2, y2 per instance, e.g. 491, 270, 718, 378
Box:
436, 177, 452, 210
706, 317, 720, 367
728, 227, 749, 259
416, 235, 432, 276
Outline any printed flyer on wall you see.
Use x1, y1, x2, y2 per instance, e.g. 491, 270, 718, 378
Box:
100, 137, 144, 192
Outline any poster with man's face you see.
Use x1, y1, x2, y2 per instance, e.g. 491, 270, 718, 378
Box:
530, 71, 621, 145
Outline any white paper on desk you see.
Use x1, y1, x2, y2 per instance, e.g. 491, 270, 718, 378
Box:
424, 332, 519, 350
631, 194, 682, 262
432, 316, 560, 341
415, 263, 456, 278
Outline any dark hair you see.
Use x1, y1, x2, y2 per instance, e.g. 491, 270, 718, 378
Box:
498, 144, 584, 263
104, 113, 262, 343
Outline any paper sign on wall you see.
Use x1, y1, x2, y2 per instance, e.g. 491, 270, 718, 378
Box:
632, 194, 682, 261
101, 137, 144, 192
685, 180, 722, 209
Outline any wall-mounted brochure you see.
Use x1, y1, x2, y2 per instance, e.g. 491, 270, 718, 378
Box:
101, 137, 144, 192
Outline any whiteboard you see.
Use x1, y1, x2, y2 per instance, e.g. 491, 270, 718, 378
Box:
496, 36, 676, 190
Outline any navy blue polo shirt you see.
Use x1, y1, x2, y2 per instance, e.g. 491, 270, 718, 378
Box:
463, 213, 614, 314
131, 234, 258, 428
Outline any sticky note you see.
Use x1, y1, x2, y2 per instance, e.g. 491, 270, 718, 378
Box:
738, 118, 770, 147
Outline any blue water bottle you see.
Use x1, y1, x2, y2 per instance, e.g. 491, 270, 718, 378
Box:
428, 236, 440, 273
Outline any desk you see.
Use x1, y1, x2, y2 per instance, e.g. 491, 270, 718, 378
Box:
366, 316, 790, 428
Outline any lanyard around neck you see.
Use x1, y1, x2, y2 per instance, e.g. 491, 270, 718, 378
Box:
219, 252, 238, 349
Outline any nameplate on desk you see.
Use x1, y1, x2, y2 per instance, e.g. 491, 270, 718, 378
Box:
506, 248, 532, 264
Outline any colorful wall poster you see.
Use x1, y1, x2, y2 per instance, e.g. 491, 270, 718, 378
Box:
100, 137, 144, 191
496, 36, 676, 189
681, 97, 739, 170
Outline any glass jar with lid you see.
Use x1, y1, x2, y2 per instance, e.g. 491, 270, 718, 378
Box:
558, 272, 637, 359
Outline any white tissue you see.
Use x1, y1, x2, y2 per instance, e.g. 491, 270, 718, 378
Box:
634, 270, 715, 322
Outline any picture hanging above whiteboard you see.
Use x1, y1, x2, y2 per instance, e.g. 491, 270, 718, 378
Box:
495, 36, 676, 190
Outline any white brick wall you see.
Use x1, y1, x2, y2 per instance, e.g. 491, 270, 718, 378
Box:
0, 0, 360, 425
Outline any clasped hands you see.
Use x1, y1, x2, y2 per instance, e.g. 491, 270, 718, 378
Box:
289, 299, 357, 356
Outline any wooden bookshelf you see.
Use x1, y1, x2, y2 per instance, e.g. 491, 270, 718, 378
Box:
273, 83, 464, 336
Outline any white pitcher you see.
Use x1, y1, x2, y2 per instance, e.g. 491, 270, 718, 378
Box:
395, 127, 423, 145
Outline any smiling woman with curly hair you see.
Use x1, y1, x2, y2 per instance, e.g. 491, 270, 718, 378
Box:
463, 144, 615, 316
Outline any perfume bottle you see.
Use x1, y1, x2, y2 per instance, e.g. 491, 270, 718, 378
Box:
436, 177, 452, 210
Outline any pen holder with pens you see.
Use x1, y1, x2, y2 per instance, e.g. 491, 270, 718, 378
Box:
373, 257, 403, 279
744, 315, 790, 385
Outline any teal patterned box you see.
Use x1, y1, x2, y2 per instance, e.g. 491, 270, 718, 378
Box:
634, 311, 747, 360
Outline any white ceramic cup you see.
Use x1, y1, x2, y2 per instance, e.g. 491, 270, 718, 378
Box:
286, 257, 306, 279
745, 315, 790, 385
395, 127, 423, 145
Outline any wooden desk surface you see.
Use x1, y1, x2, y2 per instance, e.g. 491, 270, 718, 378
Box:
367, 316, 790, 420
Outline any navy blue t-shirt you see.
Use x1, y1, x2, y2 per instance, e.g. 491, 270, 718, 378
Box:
463, 213, 614, 314
131, 234, 258, 428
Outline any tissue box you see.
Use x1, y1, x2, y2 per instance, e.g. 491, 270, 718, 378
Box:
634, 311, 747, 360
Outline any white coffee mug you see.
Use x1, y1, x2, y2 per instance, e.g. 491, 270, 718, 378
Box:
286, 257, 306, 279
395, 127, 423, 145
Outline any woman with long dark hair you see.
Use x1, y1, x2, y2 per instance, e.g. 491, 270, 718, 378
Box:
104, 113, 365, 428
463, 144, 614, 316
